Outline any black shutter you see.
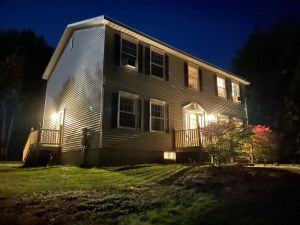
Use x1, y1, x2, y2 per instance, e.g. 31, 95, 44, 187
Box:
240, 84, 246, 105
198, 68, 203, 91
144, 100, 150, 131
145, 47, 150, 75
113, 34, 121, 65
165, 55, 169, 81
138, 44, 143, 73
184, 62, 188, 87
226, 79, 232, 101
214, 74, 218, 96
165, 104, 170, 133
138, 99, 142, 130
111, 92, 119, 127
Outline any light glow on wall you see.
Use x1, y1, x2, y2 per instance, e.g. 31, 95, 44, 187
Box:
51, 112, 58, 123
206, 114, 217, 123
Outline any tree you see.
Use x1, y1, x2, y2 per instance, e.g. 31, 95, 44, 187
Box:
205, 123, 252, 165
0, 29, 53, 160
232, 21, 300, 161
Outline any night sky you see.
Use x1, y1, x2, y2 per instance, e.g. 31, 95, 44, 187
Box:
1, 0, 299, 70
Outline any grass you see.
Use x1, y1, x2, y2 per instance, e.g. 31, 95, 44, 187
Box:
1, 162, 300, 225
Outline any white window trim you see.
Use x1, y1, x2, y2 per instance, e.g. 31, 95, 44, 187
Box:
232, 82, 241, 103
188, 62, 199, 90
150, 98, 166, 133
217, 76, 227, 99
120, 33, 138, 69
218, 114, 229, 124
117, 91, 139, 129
150, 46, 165, 79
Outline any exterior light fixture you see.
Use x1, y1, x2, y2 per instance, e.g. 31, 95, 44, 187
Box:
51, 112, 58, 122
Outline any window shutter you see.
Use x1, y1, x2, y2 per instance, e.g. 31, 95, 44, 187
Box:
165, 104, 170, 133
138, 44, 143, 73
111, 92, 119, 127
145, 47, 150, 75
165, 55, 169, 81
240, 84, 246, 105
144, 100, 150, 131
184, 62, 188, 87
138, 99, 142, 130
226, 79, 232, 101
214, 74, 218, 96
113, 34, 121, 65
198, 68, 203, 91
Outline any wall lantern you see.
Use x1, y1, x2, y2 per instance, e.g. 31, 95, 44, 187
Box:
51, 112, 58, 123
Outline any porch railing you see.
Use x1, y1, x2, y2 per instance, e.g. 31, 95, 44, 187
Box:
22, 128, 61, 161
174, 128, 218, 149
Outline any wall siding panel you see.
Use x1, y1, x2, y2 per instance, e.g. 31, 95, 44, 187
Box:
43, 26, 105, 153
102, 27, 247, 151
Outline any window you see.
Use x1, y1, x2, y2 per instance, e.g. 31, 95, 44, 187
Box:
232, 82, 241, 103
218, 114, 229, 125
121, 39, 137, 67
188, 64, 199, 89
164, 152, 176, 160
151, 48, 164, 78
150, 99, 166, 132
217, 76, 226, 98
118, 91, 138, 129
233, 118, 243, 127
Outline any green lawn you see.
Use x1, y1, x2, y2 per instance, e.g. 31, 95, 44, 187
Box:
1, 162, 300, 225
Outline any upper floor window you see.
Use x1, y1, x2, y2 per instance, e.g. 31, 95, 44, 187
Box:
151, 47, 164, 78
150, 98, 166, 132
217, 76, 226, 98
188, 64, 199, 89
121, 38, 137, 68
118, 91, 138, 129
232, 82, 241, 103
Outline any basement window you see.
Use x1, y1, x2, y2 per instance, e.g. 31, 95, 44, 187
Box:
164, 152, 176, 160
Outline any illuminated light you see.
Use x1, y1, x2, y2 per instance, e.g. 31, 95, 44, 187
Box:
164, 152, 176, 160
51, 112, 58, 122
206, 114, 217, 123
126, 64, 136, 69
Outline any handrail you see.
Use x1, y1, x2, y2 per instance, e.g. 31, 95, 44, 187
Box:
174, 127, 219, 149
22, 130, 38, 161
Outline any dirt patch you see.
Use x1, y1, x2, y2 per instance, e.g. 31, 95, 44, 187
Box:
0, 187, 158, 225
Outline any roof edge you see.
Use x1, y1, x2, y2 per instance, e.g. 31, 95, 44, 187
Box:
42, 15, 250, 85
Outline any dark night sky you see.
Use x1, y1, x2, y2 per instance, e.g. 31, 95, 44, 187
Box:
1, 0, 300, 70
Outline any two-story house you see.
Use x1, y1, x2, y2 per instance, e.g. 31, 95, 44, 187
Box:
22, 16, 250, 166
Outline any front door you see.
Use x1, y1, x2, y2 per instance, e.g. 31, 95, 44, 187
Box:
185, 112, 203, 147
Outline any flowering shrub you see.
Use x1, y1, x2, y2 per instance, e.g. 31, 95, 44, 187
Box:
252, 125, 280, 163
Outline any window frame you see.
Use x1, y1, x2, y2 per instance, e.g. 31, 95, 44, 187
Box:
150, 46, 165, 79
117, 91, 139, 129
232, 81, 241, 103
217, 76, 227, 99
120, 34, 138, 69
188, 62, 199, 90
218, 114, 229, 124
150, 98, 166, 133
232, 117, 243, 128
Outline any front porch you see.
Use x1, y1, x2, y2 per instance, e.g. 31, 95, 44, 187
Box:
174, 127, 216, 151
22, 128, 62, 166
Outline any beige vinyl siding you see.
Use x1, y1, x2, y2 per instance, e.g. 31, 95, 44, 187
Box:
43, 26, 105, 152
102, 27, 246, 150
